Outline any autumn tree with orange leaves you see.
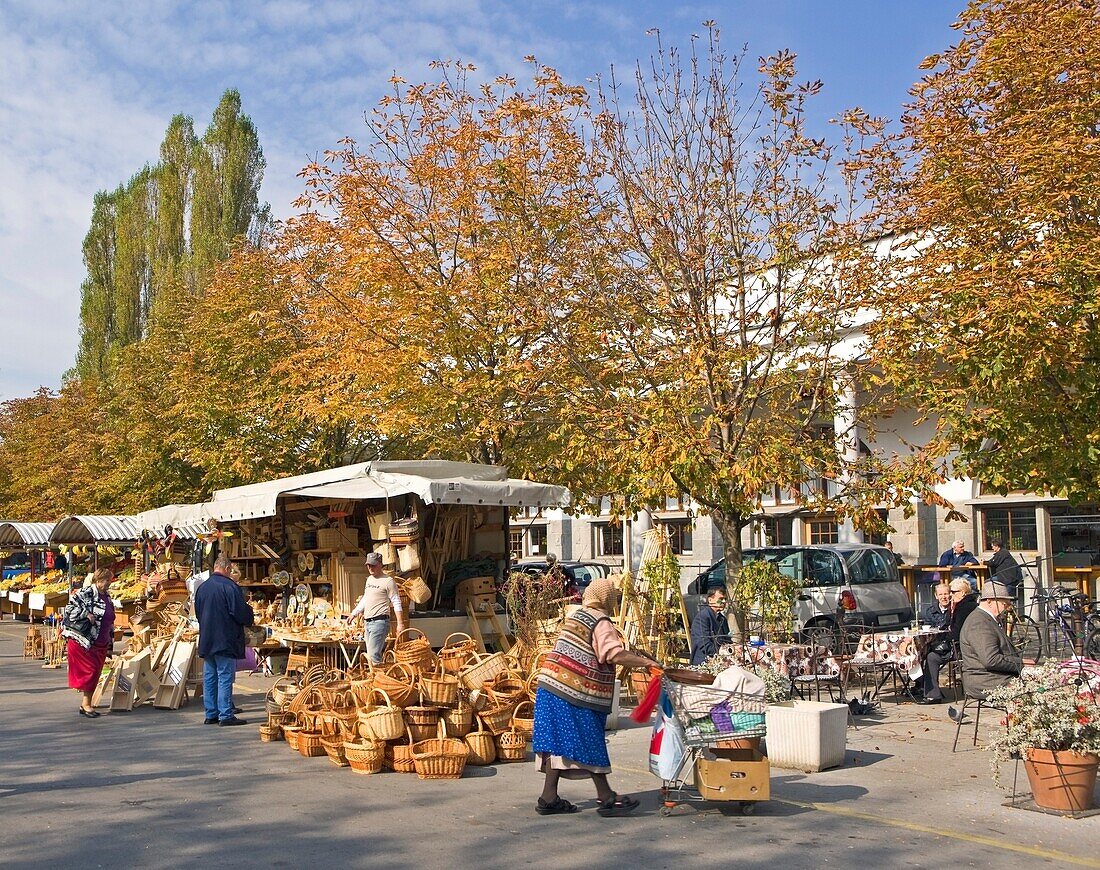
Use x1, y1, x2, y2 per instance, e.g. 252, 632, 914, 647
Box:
280, 61, 601, 476
868, 0, 1100, 501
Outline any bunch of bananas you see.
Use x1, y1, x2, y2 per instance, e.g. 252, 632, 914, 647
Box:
0, 571, 31, 591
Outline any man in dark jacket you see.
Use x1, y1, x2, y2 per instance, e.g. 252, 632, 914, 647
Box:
959, 581, 1023, 701
195, 554, 254, 726
690, 587, 732, 665
983, 540, 1023, 596
917, 584, 953, 703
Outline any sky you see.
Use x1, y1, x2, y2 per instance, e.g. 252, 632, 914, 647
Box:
0, 0, 965, 401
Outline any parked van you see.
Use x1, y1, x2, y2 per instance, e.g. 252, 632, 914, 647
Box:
685, 544, 914, 646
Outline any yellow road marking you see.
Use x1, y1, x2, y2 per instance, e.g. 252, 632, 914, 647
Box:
615, 764, 1099, 868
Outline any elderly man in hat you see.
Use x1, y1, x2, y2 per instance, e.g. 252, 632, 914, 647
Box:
957, 580, 1023, 708
347, 551, 407, 664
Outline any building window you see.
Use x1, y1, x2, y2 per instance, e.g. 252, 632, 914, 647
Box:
595, 523, 624, 557
526, 525, 548, 556
806, 519, 839, 545
509, 530, 524, 562
980, 507, 1037, 550
664, 520, 693, 555
755, 517, 794, 547
866, 509, 890, 546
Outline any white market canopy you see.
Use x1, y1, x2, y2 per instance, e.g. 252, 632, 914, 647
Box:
49, 515, 140, 545
0, 522, 56, 547
133, 461, 571, 527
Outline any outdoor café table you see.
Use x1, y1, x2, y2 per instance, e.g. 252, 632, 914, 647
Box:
848, 629, 949, 703
741, 642, 844, 701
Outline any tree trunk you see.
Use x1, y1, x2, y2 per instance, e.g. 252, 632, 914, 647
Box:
710, 509, 746, 642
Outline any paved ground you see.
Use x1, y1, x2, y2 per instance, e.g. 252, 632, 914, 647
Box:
1, 621, 1097, 869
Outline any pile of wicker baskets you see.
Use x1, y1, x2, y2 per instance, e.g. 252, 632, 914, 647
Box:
259, 632, 546, 779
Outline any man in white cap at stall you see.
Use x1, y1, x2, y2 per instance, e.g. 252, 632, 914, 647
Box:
346, 551, 407, 664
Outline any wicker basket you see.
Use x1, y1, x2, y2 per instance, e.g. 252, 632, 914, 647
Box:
404, 575, 432, 605
297, 729, 327, 758
358, 689, 405, 742
259, 724, 283, 742
496, 728, 529, 762
390, 731, 418, 774
490, 670, 527, 701
511, 700, 535, 737
349, 673, 375, 707
464, 723, 497, 765
321, 735, 350, 766
393, 627, 434, 672
442, 703, 474, 737
478, 704, 515, 736
283, 726, 302, 751
344, 740, 384, 774
412, 721, 469, 780
460, 651, 510, 692
438, 632, 478, 675
371, 662, 418, 708
404, 702, 441, 729
421, 666, 460, 708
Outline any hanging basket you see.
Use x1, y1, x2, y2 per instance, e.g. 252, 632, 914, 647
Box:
464, 723, 497, 766
344, 740, 384, 775
404, 574, 432, 605
412, 720, 469, 780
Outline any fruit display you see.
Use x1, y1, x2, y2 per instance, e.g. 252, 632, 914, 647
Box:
0, 571, 32, 592
112, 566, 146, 603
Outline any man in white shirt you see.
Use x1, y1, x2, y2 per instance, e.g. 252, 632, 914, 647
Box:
347, 551, 407, 663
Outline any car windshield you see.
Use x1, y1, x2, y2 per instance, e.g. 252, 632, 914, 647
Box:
843, 549, 896, 584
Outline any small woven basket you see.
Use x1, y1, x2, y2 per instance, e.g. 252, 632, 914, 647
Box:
344, 740, 384, 775
390, 731, 418, 774
421, 666, 460, 708
496, 728, 529, 762
442, 703, 474, 737
258, 724, 283, 743
358, 689, 405, 742
464, 723, 497, 766
297, 730, 327, 758
459, 652, 510, 692
393, 627, 434, 672
321, 735, 350, 766
478, 704, 515, 736
438, 632, 478, 675
511, 700, 535, 737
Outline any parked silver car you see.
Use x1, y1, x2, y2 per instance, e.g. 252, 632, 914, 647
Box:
685, 544, 914, 646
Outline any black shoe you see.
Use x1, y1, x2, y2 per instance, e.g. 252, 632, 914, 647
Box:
203, 717, 219, 725
917, 696, 943, 705
232, 706, 243, 714
79, 708, 101, 718
218, 716, 247, 727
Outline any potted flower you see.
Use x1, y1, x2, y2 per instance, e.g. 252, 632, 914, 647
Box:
984, 662, 1100, 812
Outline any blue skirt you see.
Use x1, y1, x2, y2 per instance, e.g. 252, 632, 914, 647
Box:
532, 688, 610, 768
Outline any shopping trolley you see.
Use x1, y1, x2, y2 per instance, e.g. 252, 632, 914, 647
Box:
657, 675, 771, 815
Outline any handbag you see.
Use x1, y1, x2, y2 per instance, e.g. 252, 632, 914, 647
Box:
397, 542, 421, 573
389, 517, 420, 545
373, 541, 396, 566
367, 511, 392, 541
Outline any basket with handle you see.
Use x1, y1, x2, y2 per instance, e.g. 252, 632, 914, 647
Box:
459, 651, 510, 692
343, 739, 384, 774
393, 627, 435, 674
442, 701, 474, 737
390, 729, 418, 774
371, 662, 418, 708
357, 689, 405, 743
403, 575, 432, 605
280, 712, 302, 751
496, 727, 529, 762
421, 662, 460, 708
348, 664, 375, 707
464, 721, 497, 765
297, 728, 327, 758
258, 724, 283, 742
478, 702, 515, 736
316, 688, 360, 738
438, 632, 478, 675
321, 734, 350, 766
404, 691, 441, 742
487, 670, 526, 706
270, 675, 301, 709
511, 700, 535, 737
412, 720, 469, 780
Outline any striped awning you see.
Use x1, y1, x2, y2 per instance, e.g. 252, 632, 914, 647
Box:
50, 515, 140, 545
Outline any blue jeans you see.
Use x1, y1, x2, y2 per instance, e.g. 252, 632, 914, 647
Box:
203, 654, 236, 720
364, 618, 390, 664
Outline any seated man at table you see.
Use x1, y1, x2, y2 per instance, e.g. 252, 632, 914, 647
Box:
916, 583, 953, 704
690, 587, 732, 665
956, 581, 1023, 709
938, 540, 980, 589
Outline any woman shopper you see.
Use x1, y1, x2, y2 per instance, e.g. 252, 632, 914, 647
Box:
61, 568, 115, 718
532, 577, 661, 816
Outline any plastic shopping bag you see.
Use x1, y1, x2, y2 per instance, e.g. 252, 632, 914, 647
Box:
648, 691, 686, 780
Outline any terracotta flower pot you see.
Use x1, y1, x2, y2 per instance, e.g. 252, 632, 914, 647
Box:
1023, 748, 1099, 812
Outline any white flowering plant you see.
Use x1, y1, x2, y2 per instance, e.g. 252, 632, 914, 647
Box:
694, 646, 793, 704
983, 661, 1100, 786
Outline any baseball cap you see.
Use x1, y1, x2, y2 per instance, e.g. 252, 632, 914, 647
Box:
365, 551, 383, 566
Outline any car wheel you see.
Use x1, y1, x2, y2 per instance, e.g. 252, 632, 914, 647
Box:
800, 622, 840, 652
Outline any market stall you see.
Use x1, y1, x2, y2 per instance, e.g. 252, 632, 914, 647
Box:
0, 522, 59, 621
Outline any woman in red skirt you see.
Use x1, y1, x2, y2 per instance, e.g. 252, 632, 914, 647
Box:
61, 568, 115, 718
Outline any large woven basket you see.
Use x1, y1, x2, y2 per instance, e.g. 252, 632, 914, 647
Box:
297, 729, 327, 758
358, 689, 405, 742
460, 652, 510, 692
371, 662, 418, 708
390, 731, 418, 774
511, 700, 535, 737
442, 703, 474, 737
464, 724, 497, 766
478, 703, 515, 736
404, 702, 441, 729
438, 632, 478, 675
496, 728, 529, 762
421, 666, 460, 708
412, 721, 469, 780
344, 740, 384, 775
393, 627, 434, 672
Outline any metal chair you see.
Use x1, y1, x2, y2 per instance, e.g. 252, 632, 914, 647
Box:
951, 693, 1008, 751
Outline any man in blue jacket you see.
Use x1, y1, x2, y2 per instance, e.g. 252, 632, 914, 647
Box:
195, 554, 254, 726
690, 587, 732, 665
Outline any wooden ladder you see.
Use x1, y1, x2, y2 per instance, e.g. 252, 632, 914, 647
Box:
466, 602, 512, 653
